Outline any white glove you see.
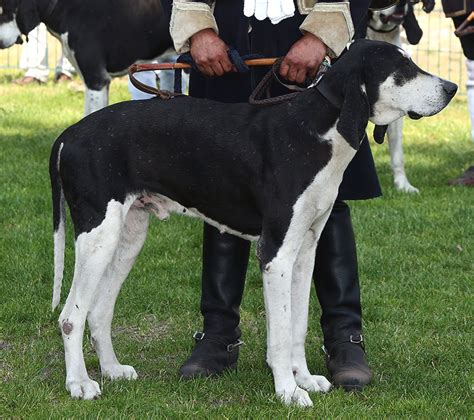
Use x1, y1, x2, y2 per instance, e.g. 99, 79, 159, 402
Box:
244, 0, 295, 24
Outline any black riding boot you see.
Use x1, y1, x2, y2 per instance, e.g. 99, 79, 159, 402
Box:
314, 200, 372, 391
179, 223, 250, 378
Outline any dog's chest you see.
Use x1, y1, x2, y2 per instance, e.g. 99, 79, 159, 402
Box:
293, 126, 357, 216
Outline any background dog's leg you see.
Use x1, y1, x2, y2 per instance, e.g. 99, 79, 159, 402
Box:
388, 115, 419, 193
84, 83, 110, 116
59, 201, 129, 400
261, 230, 313, 407
88, 208, 149, 381
291, 215, 332, 394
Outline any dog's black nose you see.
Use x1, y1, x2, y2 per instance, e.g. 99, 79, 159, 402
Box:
442, 81, 458, 97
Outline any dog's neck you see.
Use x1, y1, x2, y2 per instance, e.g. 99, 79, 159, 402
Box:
19, 0, 63, 34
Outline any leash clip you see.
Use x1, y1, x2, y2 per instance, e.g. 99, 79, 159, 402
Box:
311, 56, 332, 88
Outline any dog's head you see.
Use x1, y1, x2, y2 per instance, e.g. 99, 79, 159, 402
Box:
0, 0, 41, 48
368, 0, 423, 45
320, 40, 457, 149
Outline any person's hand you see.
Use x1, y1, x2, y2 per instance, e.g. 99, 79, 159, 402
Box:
190, 28, 234, 77
279, 32, 327, 84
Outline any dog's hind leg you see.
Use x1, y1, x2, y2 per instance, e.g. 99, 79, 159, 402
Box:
291, 216, 332, 394
87, 207, 149, 381
59, 199, 131, 400
388, 118, 419, 193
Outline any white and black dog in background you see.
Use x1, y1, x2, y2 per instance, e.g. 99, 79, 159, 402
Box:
50, 40, 456, 406
367, 0, 434, 192
0, 0, 173, 115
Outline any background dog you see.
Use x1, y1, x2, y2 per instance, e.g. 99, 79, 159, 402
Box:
50, 40, 456, 406
0, 0, 173, 114
367, 0, 432, 192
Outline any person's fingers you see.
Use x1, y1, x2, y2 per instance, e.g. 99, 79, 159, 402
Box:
199, 64, 214, 77
279, 60, 290, 79
212, 62, 225, 77
287, 64, 299, 82
221, 56, 234, 73
295, 68, 307, 84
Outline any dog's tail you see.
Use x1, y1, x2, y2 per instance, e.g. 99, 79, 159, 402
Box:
50, 140, 66, 311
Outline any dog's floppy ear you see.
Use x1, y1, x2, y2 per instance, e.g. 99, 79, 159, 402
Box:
373, 125, 388, 144
402, 5, 423, 45
336, 76, 369, 151
16, 0, 41, 35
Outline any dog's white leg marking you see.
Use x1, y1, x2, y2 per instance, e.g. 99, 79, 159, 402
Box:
263, 251, 313, 407
84, 84, 110, 116
88, 207, 149, 381
59, 199, 132, 400
387, 118, 419, 193
263, 220, 318, 407
291, 213, 332, 394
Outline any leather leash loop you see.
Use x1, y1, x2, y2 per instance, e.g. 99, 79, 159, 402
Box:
454, 11, 474, 37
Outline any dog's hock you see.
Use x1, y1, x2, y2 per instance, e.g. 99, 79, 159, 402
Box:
62, 321, 73, 335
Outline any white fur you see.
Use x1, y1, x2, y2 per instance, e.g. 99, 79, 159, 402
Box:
367, 26, 419, 193
52, 144, 66, 309
84, 86, 109, 115
373, 73, 449, 124
262, 124, 355, 406
0, 16, 21, 48
59, 196, 139, 399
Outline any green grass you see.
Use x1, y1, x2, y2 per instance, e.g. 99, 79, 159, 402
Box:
0, 71, 473, 418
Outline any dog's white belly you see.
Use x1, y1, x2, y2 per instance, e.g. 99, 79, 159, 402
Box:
132, 193, 259, 241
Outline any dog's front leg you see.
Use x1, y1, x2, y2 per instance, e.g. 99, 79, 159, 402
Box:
388, 118, 419, 193
291, 214, 332, 394
261, 235, 313, 407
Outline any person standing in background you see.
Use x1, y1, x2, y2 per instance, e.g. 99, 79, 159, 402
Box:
442, 0, 474, 185
13, 23, 75, 85
162, 0, 386, 391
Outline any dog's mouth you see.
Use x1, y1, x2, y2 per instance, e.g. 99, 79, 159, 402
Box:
381, 12, 405, 24
408, 111, 423, 120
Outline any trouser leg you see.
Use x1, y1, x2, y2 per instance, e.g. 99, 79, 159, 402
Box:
314, 200, 372, 390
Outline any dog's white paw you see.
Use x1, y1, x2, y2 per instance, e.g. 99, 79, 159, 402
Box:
102, 364, 138, 380
66, 378, 101, 400
278, 386, 313, 407
395, 178, 419, 193
295, 373, 332, 393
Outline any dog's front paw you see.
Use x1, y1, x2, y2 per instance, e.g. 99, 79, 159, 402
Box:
66, 378, 101, 400
295, 373, 331, 393
277, 386, 313, 407
102, 364, 138, 380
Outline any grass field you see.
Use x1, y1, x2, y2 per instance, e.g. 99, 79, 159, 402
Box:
0, 72, 473, 418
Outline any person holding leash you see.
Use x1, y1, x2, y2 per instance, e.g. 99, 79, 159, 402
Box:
162, 0, 393, 391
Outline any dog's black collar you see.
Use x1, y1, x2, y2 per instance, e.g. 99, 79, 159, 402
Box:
368, 23, 398, 33
316, 79, 343, 110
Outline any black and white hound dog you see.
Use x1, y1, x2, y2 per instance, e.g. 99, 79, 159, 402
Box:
0, 0, 172, 115
50, 40, 456, 406
367, 0, 428, 192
